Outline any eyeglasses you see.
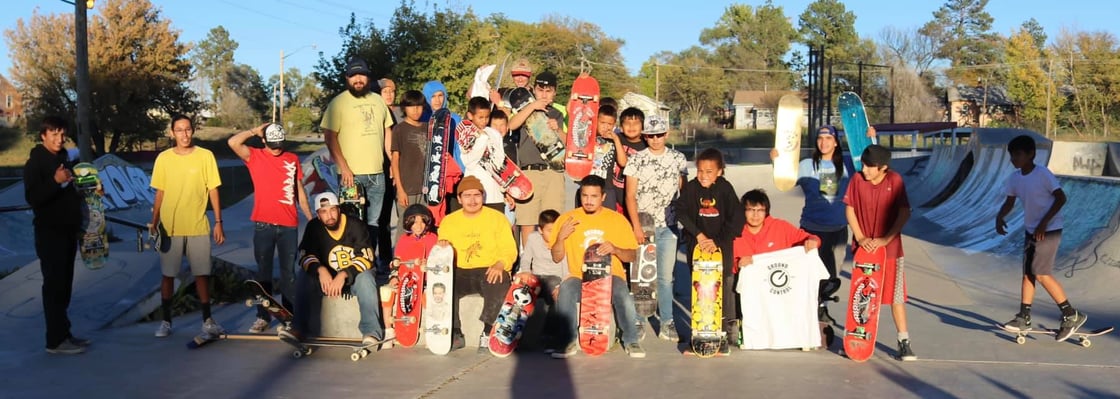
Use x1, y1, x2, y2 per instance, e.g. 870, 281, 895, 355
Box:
645, 133, 667, 139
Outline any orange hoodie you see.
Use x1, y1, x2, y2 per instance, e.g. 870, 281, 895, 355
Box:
732, 216, 820, 271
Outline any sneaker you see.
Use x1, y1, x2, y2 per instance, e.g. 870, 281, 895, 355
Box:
68, 336, 92, 347
382, 328, 396, 349
625, 343, 646, 358
1055, 311, 1087, 342
717, 340, 730, 357
248, 318, 270, 334
1002, 314, 1032, 332
202, 318, 225, 336
897, 339, 917, 361
154, 321, 172, 338
659, 321, 679, 341
550, 342, 578, 359
477, 334, 490, 354
362, 335, 381, 346
277, 328, 304, 343
636, 321, 647, 342
46, 340, 86, 355
451, 333, 466, 351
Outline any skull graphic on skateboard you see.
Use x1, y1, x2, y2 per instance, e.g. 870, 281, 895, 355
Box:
843, 247, 887, 362
489, 273, 541, 357
565, 74, 600, 180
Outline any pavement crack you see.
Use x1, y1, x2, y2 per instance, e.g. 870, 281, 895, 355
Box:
418, 356, 493, 398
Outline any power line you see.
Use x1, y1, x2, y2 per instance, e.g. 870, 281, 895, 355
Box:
217, 0, 337, 36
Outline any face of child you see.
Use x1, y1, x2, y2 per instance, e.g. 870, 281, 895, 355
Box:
540, 222, 555, 241
433, 286, 445, 303
696, 159, 722, 188
1009, 149, 1034, 170
404, 105, 424, 122
469, 107, 491, 128
817, 131, 837, 156
491, 118, 509, 135
40, 128, 66, 154
645, 131, 668, 151
744, 203, 767, 228
860, 164, 888, 184
430, 91, 446, 110
620, 117, 643, 141
598, 115, 617, 137
533, 85, 556, 104
409, 216, 427, 235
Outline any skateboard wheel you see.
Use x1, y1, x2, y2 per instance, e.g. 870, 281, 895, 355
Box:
262, 299, 271, 308
245, 299, 254, 308
1080, 339, 1091, 348
1015, 336, 1026, 345
293, 350, 304, 359
350, 353, 361, 361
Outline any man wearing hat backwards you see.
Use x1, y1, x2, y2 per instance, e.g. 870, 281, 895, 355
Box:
228, 123, 313, 333
437, 176, 517, 352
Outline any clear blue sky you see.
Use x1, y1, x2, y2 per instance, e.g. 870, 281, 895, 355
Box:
1, 0, 1117, 84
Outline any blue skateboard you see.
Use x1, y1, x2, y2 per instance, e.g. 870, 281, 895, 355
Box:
838, 92, 876, 171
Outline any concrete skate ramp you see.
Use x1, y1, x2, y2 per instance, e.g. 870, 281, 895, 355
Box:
1048, 141, 1107, 176
1106, 142, 1120, 177
906, 135, 973, 208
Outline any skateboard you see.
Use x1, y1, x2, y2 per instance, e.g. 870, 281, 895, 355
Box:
842, 247, 887, 362
690, 247, 724, 358
630, 212, 658, 318
997, 324, 1114, 348
837, 92, 876, 172
523, 98, 567, 170
146, 221, 171, 253
279, 335, 395, 361
565, 74, 599, 180
773, 94, 804, 192
393, 259, 425, 348
243, 280, 293, 327
424, 108, 454, 206
424, 243, 455, 355
579, 243, 614, 356
311, 153, 340, 194
74, 162, 108, 270
338, 181, 367, 223
489, 273, 541, 357
185, 332, 278, 349
483, 133, 534, 201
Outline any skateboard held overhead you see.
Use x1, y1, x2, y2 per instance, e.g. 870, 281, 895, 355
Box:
772, 94, 804, 192
838, 92, 875, 172
565, 74, 600, 180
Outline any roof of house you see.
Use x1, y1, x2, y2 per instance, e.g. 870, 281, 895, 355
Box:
732, 90, 800, 107
947, 85, 1016, 106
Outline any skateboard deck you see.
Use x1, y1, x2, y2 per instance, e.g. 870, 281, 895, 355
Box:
524, 104, 566, 170
630, 212, 657, 318
74, 163, 107, 270
424, 243, 455, 355
279, 335, 395, 361
565, 74, 599, 180
838, 92, 875, 172
773, 94, 804, 192
997, 324, 1114, 348
424, 108, 454, 206
146, 221, 171, 253
842, 247, 887, 362
690, 247, 724, 358
243, 280, 293, 326
338, 181, 366, 223
489, 273, 540, 357
579, 243, 614, 356
185, 332, 278, 349
392, 259, 425, 348
484, 138, 534, 201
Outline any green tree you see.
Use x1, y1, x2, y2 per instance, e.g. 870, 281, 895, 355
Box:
1005, 28, 1055, 133
1020, 18, 1047, 51
920, 0, 1003, 85
268, 68, 321, 109
797, 0, 859, 62
313, 13, 389, 109
652, 47, 727, 124
699, 2, 798, 90
191, 26, 239, 105
223, 64, 270, 121
1053, 30, 1120, 136
4, 0, 198, 153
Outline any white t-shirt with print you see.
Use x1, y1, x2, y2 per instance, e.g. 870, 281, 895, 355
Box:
624, 147, 687, 228
1005, 164, 1063, 234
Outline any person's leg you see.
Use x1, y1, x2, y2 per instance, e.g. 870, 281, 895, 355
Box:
611, 276, 641, 345
887, 256, 916, 360
352, 270, 385, 339
158, 236, 187, 329
36, 227, 74, 349
288, 270, 318, 338
554, 278, 583, 348
252, 223, 276, 321
654, 226, 678, 335
186, 235, 221, 333
451, 268, 482, 331
479, 270, 513, 334
277, 225, 299, 313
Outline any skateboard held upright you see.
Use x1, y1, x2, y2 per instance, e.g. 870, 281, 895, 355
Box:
579, 243, 614, 356
489, 273, 541, 357
690, 247, 724, 358
842, 247, 887, 362
630, 212, 658, 318
393, 259, 426, 348
424, 243, 455, 355
565, 74, 600, 180
773, 94, 804, 192
424, 109, 454, 206
74, 162, 108, 269
838, 92, 875, 172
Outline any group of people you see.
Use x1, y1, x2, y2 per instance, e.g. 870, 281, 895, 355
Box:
26, 56, 1086, 362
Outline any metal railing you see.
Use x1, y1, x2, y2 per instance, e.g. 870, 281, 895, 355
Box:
0, 205, 148, 252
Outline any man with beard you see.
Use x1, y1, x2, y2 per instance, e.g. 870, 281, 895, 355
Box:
321, 57, 395, 272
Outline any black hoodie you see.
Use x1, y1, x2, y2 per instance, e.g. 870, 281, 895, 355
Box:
23, 145, 82, 229
675, 176, 744, 248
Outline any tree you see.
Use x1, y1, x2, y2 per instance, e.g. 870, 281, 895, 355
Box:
639, 48, 726, 125
1004, 28, 1054, 133
268, 68, 321, 109
1020, 18, 1047, 51
191, 26, 238, 105
1052, 30, 1120, 136
700, 2, 798, 90
920, 0, 1003, 85
313, 13, 389, 109
797, 0, 859, 62
4, 0, 198, 154
878, 26, 939, 79
223, 64, 270, 121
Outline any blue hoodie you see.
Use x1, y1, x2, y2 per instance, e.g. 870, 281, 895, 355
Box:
797, 125, 852, 231
421, 81, 464, 169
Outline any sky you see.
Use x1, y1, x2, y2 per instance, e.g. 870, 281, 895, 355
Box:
1, 0, 1118, 85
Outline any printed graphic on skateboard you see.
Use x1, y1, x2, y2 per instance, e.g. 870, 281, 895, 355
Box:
579, 243, 614, 356
74, 162, 108, 269
842, 247, 886, 362
772, 94, 804, 192
631, 212, 657, 318
690, 247, 724, 358
393, 259, 426, 348
424, 243, 455, 355
489, 273, 541, 357
424, 109, 454, 206
565, 74, 600, 180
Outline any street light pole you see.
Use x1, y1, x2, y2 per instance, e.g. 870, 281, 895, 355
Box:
74, 1, 93, 161
277, 44, 315, 125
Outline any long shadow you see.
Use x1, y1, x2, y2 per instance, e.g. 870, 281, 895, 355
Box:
511, 349, 576, 399
1063, 378, 1120, 399
908, 296, 1001, 332
978, 374, 1030, 399
878, 364, 961, 399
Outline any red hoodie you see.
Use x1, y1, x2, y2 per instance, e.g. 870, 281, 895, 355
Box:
732, 216, 820, 271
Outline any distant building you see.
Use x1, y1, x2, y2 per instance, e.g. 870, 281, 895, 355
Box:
731, 90, 802, 130
0, 74, 23, 127
947, 85, 1016, 127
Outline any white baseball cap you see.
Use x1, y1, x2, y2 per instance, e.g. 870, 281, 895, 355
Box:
314, 192, 339, 211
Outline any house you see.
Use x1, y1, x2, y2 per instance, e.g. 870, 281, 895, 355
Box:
0, 74, 23, 127
731, 90, 800, 130
947, 85, 1016, 127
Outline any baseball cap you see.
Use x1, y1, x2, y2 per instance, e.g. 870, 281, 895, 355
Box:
457, 175, 484, 195
314, 192, 340, 211
534, 71, 557, 87
264, 123, 286, 149
511, 59, 532, 77
643, 114, 668, 135
345, 57, 371, 77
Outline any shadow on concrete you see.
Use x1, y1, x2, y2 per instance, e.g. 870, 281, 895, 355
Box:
977, 374, 1031, 399
879, 363, 961, 399
511, 350, 575, 399
908, 296, 1001, 333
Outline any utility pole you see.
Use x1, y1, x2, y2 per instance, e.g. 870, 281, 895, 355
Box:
1046, 58, 1053, 137
279, 49, 285, 124
74, 0, 93, 161
654, 62, 660, 104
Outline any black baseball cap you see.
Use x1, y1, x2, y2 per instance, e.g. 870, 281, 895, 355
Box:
345, 57, 371, 77
534, 71, 557, 87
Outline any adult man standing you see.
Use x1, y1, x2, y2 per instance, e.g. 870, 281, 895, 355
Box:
227, 123, 312, 333
321, 57, 394, 272
508, 71, 568, 244
24, 116, 90, 354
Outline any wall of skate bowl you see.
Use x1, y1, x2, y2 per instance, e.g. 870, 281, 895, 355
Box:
1106, 142, 1120, 177
905, 136, 972, 207
1048, 141, 1108, 177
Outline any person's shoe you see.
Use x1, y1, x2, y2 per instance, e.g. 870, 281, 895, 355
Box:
1056, 311, 1087, 342
202, 318, 225, 336
451, 332, 466, 351
659, 321, 679, 341
477, 334, 490, 354
362, 335, 381, 346
382, 328, 396, 349
551, 342, 578, 359
717, 340, 731, 357
46, 340, 86, 355
248, 318, 270, 334
154, 321, 172, 338
625, 343, 646, 358
277, 328, 304, 343
636, 321, 647, 342
897, 339, 917, 361
68, 336, 92, 347
1002, 314, 1032, 332
725, 320, 741, 349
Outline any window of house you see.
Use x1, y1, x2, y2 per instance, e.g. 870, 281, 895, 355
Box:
4, 95, 10, 108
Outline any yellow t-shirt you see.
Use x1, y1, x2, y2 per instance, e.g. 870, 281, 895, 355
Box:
439, 207, 517, 271
320, 91, 394, 175
549, 208, 637, 279
151, 147, 221, 236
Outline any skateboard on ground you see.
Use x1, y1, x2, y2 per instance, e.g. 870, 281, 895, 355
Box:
392, 259, 425, 348
579, 243, 614, 356
424, 108, 454, 206
522, 90, 566, 170
838, 92, 875, 172
630, 212, 658, 318
565, 74, 599, 180
186, 332, 279, 349
997, 324, 1114, 348
489, 273, 540, 357
842, 247, 887, 362
424, 243, 455, 355
773, 94, 804, 192
279, 335, 395, 361
690, 247, 724, 358
338, 181, 367, 223
74, 162, 108, 270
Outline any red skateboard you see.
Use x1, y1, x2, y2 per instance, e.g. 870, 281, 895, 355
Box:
579, 243, 614, 356
565, 74, 600, 180
485, 143, 534, 201
842, 247, 888, 362
489, 273, 541, 357
392, 259, 425, 348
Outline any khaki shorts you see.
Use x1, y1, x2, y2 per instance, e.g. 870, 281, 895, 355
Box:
1023, 230, 1061, 276
514, 169, 565, 226
159, 235, 212, 277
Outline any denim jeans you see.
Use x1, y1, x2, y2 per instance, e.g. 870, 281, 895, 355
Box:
294, 269, 384, 339
253, 222, 299, 320
354, 173, 386, 228
653, 226, 678, 324
556, 276, 641, 346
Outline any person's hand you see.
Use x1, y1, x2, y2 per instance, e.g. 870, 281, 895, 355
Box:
485, 263, 507, 284
860, 237, 886, 253
769, 148, 779, 161
867, 126, 878, 138
633, 225, 646, 245
318, 268, 333, 296
558, 218, 578, 241
327, 272, 348, 297
805, 240, 820, 252
505, 194, 516, 208
489, 89, 502, 106
338, 164, 355, 188
595, 241, 616, 257
600, 128, 616, 140
514, 271, 534, 284
251, 123, 270, 137
995, 217, 1008, 236
1033, 225, 1047, 242
54, 164, 73, 185
696, 234, 717, 253
530, 98, 550, 111
547, 118, 560, 132
735, 256, 752, 273
212, 223, 225, 245
396, 187, 409, 208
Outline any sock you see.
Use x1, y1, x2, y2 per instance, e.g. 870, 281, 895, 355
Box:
1019, 303, 1032, 318
201, 302, 212, 320
161, 299, 172, 322
898, 332, 910, 342
1057, 300, 1074, 317
482, 324, 492, 336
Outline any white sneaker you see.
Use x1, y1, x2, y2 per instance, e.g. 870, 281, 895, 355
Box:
155, 321, 172, 338
248, 318, 270, 333
202, 318, 225, 336
382, 328, 395, 349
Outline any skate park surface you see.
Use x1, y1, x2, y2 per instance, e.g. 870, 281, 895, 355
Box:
1, 130, 1119, 399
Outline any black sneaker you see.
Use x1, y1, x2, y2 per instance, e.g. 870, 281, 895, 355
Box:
1002, 314, 1032, 332
659, 321, 679, 341
1055, 311, 1087, 342
717, 340, 730, 357
551, 342, 578, 359
477, 334, 490, 354
451, 333, 466, 351
897, 339, 917, 361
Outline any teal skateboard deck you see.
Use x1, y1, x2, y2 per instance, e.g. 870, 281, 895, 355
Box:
838, 92, 875, 172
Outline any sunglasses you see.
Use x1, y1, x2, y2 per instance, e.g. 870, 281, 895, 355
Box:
645, 133, 667, 139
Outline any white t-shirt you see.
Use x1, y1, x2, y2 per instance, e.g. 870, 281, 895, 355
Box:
624, 147, 687, 228
736, 247, 829, 350
1005, 164, 1064, 234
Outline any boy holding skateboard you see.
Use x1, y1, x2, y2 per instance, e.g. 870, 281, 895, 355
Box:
677, 149, 746, 355
390, 90, 431, 234
589, 104, 626, 211
518, 209, 568, 349
456, 97, 507, 212
996, 135, 1087, 341
508, 71, 567, 245
844, 145, 916, 361
613, 107, 648, 216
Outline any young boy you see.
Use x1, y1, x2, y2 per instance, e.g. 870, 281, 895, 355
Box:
389, 203, 439, 344
996, 135, 1085, 341
589, 104, 626, 211
624, 113, 687, 341
614, 107, 648, 215
844, 144, 915, 361
391, 90, 431, 235
489, 110, 518, 226
517, 209, 568, 350
456, 97, 507, 212
677, 148, 746, 355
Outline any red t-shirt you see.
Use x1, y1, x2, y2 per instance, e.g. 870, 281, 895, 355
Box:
246, 147, 304, 227
394, 231, 439, 262
844, 169, 910, 259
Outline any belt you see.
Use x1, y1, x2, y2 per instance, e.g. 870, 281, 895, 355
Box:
523, 164, 548, 171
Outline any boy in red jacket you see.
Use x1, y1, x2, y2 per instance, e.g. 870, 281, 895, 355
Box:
733, 189, 821, 269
